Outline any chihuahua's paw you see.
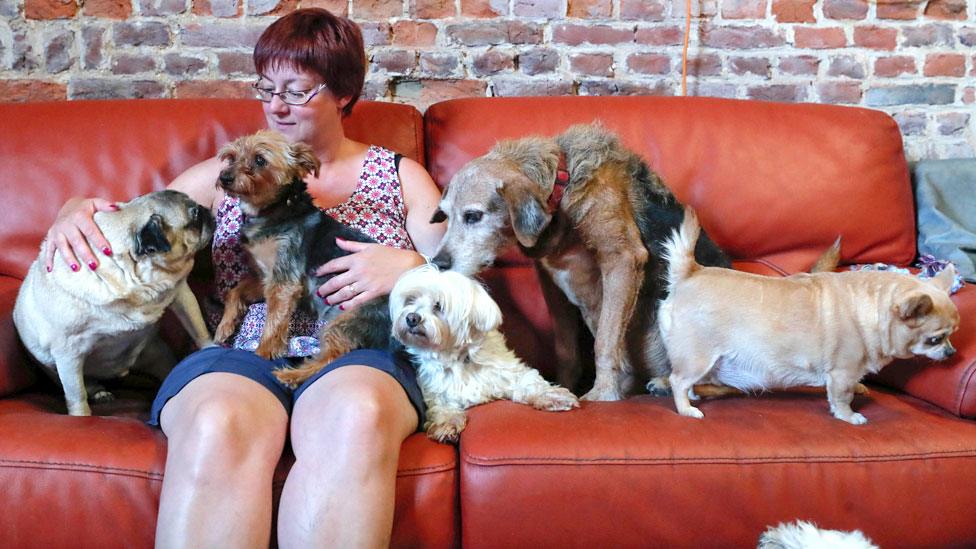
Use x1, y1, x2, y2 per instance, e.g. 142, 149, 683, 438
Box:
532, 387, 580, 411
645, 377, 672, 397
679, 406, 705, 419
839, 412, 868, 425
425, 415, 467, 443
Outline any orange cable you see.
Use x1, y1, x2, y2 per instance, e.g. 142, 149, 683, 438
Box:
682, 0, 691, 96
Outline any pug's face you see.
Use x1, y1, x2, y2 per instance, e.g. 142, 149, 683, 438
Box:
101, 190, 214, 274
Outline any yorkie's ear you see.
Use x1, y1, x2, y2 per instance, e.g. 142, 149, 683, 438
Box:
290, 142, 321, 179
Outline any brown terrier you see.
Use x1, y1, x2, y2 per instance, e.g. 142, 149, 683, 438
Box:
213, 130, 388, 361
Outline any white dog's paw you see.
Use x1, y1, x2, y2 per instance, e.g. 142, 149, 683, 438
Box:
531, 387, 580, 411
425, 414, 467, 443
679, 406, 705, 419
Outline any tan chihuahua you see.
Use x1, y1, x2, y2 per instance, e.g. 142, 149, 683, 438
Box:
658, 209, 960, 424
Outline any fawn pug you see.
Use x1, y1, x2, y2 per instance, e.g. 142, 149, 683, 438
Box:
659, 209, 959, 424
391, 265, 578, 443
14, 190, 214, 415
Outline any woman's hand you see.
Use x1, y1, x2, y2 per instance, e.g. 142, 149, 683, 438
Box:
44, 198, 119, 273
315, 238, 425, 310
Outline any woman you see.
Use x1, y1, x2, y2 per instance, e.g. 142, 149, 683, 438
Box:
43, 8, 444, 547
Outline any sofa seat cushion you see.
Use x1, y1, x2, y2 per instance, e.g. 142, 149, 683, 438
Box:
0, 394, 458, 548
459, 389, 976, 548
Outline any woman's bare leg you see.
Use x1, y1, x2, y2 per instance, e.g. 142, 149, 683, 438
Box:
156, 373, 289, 549
277, 366, 418, 548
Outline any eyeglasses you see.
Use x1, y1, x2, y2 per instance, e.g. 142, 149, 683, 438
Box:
252, 82, 327, 106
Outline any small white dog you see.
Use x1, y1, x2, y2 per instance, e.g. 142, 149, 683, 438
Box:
390, 266, 579, 442
759, 520, 877, 549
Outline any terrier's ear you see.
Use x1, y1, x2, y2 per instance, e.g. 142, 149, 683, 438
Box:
290, 142, 321, 179
896, 293, 933, 323
430, 207, 447, 224
499, 176, 551, 249
929, 265, 956, 294
218, 143, 236, 164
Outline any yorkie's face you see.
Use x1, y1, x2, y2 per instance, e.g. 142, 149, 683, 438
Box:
217, 129, 320, 216
390, 266, 502, 355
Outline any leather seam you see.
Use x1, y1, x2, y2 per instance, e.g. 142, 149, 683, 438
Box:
952, 355, 976, 417
461, 449, 976, 466
0, 459, 163, 480
0, 458, 456, 478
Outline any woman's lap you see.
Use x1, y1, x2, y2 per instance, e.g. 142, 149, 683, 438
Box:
149, 346, 426, 427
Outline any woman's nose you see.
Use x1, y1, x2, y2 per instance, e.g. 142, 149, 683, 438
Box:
267, 94, 289, 115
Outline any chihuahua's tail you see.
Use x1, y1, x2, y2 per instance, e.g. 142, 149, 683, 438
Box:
663, 208, 703, 293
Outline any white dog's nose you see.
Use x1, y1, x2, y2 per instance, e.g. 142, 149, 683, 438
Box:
406, 312, 421, 328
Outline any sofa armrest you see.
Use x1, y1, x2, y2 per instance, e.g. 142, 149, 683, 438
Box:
0, 275, 35, 397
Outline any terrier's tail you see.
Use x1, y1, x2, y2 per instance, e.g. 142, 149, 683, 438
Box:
663, 208, 703, 293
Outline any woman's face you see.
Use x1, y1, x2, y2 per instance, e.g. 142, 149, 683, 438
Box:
257, 64, 347, 145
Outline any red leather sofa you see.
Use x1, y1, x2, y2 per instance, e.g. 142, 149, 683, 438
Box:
1, 96, 974, 548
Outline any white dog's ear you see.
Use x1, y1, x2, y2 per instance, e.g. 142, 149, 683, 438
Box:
929, 265, 956, 293
469, 282, 502, 334
499, 176, 551, 248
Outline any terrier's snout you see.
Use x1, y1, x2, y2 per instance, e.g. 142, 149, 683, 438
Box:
218, 169, 235, 189
432, 253, 452, 271
406, 312, 421, 328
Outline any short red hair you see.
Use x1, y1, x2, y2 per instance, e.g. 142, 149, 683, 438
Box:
254, 8, 366, 117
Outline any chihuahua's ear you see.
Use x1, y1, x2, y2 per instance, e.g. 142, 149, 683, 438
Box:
499, 176, 551, 248
430, 207, 447, 224
290, 142, 321, 179
896, 293, 933, 323
929, 265, 956, 293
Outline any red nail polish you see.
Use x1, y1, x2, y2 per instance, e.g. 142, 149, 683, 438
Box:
70, 264, 79, 272
88, 261, 97, 271
103, 247, 112, 256
339, 304, 345, 311
46, 266, 52, 273
109, 204, 120, 210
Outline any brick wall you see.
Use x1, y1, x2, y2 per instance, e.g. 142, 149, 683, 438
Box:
1, 0, 974, 160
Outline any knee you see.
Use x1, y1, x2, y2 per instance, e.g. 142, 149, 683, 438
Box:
168, 393, 287, 469
299, 375, 414, 453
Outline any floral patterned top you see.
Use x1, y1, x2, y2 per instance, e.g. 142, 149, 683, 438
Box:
207, 145, 414, 357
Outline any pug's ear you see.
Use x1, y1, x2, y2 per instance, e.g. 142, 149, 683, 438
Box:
929, 265, 956, 294
896, 293, 933, 323
499, 176, 551, 249
290, 142, 321, 179
137, 214, 172, 256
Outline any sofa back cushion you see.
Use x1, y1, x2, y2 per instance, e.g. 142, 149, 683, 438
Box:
0, 98, 424, 280
424, 95, 921, 392
0, 98, 423, 397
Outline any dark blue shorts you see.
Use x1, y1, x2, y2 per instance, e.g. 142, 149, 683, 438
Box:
148, 346, 425, 427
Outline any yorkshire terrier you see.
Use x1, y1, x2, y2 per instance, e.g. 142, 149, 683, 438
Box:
213, 130, 391, 366
390, 265, 579, 443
